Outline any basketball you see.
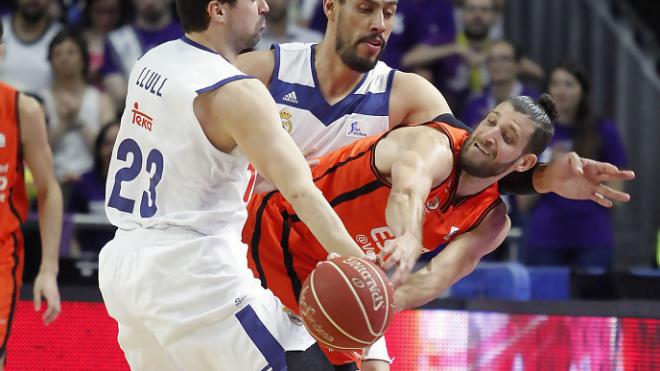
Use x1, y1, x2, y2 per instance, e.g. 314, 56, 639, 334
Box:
298, 256, 395, 350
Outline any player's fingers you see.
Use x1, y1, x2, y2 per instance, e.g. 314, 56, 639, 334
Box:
33, 288, 41, 312
364, 250, 377, 263
597, 184, 630, 203
381, 240, 395, 255
567, 152, 584, 175
326, 252, 340, 260
590, 192, 613, 208
43, 306, 58, 326
596, 170, 636, 182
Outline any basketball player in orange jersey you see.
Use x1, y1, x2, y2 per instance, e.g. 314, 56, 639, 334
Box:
238, 1, 634, 368
237, 0, 634, 213
243, 95, 634, 368
0, 22, 62, 368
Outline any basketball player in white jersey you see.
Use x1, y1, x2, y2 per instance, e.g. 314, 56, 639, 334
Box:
97, 1, 392, 370
237, 0, 633, 204
236, 1, 635, 369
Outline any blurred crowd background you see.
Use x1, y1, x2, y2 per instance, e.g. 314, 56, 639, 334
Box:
1, 0, 659, 296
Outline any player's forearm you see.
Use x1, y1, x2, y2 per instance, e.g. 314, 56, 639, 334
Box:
36, 180, 63, 274
282, 185, 364, 258
394, 253, 479, 311
385, 191, 424, 241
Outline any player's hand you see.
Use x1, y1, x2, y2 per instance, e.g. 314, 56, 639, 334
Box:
543, 152, 635, 207
33, 271, 61, 326
379, 233, 422, 287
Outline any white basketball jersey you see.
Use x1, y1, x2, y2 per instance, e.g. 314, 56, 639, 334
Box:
255, 42, 395, 192
105, 37, 256, 237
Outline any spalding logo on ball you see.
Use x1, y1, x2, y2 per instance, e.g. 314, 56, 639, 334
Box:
298, 256, 395, 350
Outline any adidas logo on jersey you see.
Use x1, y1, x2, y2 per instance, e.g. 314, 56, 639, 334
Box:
282, 91, 299, 104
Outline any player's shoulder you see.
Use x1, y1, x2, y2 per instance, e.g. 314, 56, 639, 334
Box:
236, 49, 276, 85
18, 93, 43, 117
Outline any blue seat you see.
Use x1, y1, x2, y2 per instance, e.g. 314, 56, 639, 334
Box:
528, 266, 570, 300
449, 262, 531, 300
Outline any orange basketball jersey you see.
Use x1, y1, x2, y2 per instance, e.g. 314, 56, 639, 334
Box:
243, 120, 502, 314
0, 82, 28, 241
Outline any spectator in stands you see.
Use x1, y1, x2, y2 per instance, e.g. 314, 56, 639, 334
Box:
453, 0, 506, 39
402, 0, 543, 114
0, 0, 62, 95
41, 29, 115, 195
462, 40, 539, 127
67, 121, 119, 257
78, 0, 129, 87
102, 0, 182, 107
254, 0, 322, 51
401, 0, 499, 113
521, 62, 629, 268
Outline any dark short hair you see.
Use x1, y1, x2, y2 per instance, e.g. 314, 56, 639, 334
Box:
175, 0, 238, 33
508, 94, 557, 156
47, 29, 90, 78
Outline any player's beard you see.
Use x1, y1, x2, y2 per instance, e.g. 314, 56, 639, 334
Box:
459, 136, 516, 178
18, 4, 47, 24
236, 16, 266, 51
335, 17, 385, 73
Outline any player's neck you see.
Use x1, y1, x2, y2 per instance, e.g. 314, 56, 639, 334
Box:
314, 41, 365, 105
456, 171, 497, 197
185, 32, 238, 63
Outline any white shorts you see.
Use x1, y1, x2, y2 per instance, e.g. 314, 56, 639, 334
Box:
99, 229, 315, 371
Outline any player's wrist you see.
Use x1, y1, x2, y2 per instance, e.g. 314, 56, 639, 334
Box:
532, 163, 552, 194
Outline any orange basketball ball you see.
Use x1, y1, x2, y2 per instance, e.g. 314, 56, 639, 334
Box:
298, 256, 395, 350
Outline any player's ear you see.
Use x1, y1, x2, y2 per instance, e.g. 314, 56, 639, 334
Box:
208, 0, 226, 23
515, 153, 537, 173
324, 0, 337, 22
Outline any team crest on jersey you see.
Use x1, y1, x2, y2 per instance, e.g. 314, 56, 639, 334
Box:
279, 110, 293, 133
0, 133, 5, 148
131, 102, 153, 132
347, 121, 367, 137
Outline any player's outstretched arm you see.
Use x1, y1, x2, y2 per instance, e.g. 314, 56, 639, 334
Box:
201, 78, 364, 259
19, 94, 63, 325
376, 126, 453, 285
392, 202, 510, 312
389, 71, 452, 128
531, 151, 635, 206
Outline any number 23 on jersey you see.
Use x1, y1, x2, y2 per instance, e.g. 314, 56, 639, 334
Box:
107, 138, 163, 218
